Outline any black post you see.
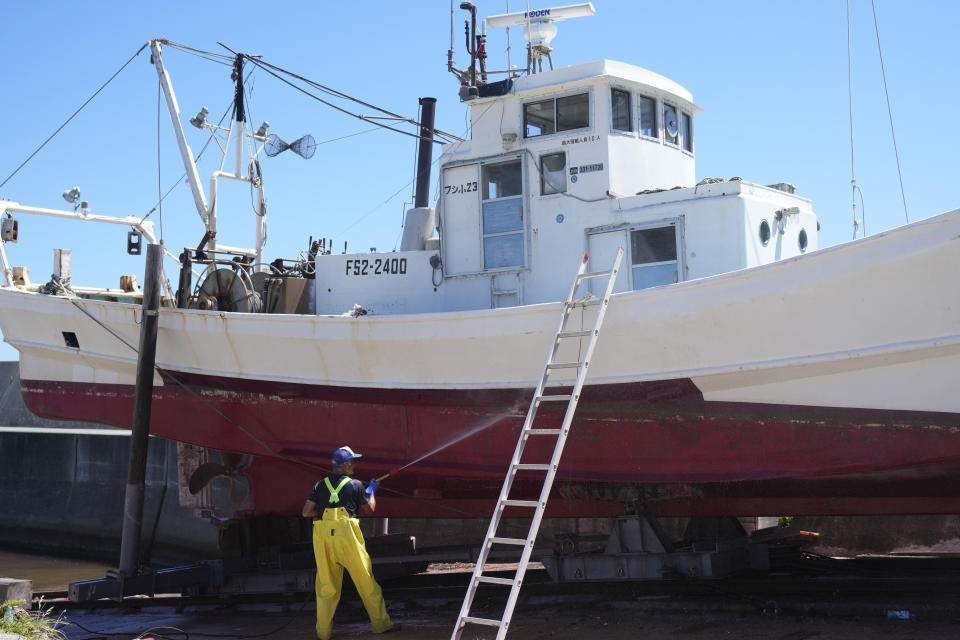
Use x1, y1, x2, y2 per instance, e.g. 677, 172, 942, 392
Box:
414, 97, 437, 209
175, 249, 192, 309
118, 243, 163, 577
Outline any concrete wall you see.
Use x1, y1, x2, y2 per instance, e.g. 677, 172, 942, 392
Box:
0, 362, 219, 565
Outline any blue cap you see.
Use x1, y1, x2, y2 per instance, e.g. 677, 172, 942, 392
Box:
332, 446, 363, 465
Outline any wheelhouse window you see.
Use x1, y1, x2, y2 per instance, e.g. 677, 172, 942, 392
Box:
611, 88, 632, 131
540, 152, 566, 195
681, 112, 693, 152
630, 224, 679, 290
524, 93, 589, 138
663, 103, 679, 146
524, 99, 555, 137
482, 160, 524, 269
639, 95, 657, 138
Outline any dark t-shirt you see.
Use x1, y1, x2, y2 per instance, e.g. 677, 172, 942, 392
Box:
309, 474, 369, 518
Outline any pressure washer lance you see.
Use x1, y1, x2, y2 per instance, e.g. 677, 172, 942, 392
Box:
366, 469, 398, 495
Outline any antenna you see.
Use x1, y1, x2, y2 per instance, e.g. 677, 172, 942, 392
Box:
264, 133, 316, 159
486, 3, 594, 72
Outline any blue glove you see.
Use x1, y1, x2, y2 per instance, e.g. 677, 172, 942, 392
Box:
365, 479, 380, 495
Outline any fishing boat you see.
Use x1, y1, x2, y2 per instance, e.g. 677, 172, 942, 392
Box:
0, 3, 958, 520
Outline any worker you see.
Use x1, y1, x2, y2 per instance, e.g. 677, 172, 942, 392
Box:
302, 446, 397, 639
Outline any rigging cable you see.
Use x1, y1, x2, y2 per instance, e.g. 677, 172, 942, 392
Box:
164, 41, 460, 147
334, 100, 497, 239
249, 56, 464, 142
0, 43, 149, 191
242, 56, 459, 146
846, 0, 859, 240
871, 0, 909, 224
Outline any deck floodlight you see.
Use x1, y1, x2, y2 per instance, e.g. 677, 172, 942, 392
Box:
189, 106, 209, 129
255, 121, 270, 138
61, 187, 81, 205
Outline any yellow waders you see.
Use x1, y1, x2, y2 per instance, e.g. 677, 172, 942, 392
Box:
312, 505, 393, 639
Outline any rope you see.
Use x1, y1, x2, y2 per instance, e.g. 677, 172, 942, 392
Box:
870, 0, 909, 224
0, 43, 149, 190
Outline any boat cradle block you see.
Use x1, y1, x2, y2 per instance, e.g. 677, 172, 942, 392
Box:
0, 577, 33, 609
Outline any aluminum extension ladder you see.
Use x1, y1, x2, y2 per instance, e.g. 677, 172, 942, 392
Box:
452, 247, 624, 640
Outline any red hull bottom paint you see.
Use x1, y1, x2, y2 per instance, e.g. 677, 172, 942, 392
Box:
21, 373, 960, 517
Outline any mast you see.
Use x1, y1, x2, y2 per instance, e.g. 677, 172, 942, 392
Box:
151, 40, 267, 269
149, 40, 209, 225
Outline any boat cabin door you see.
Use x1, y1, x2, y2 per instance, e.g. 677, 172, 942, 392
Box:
440, 156, 526, 284
586, 229, 630, 294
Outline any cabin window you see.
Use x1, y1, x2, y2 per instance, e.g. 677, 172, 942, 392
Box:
540, 152, 566, 195
523, 92, 589, 138
663, 103, 679, 146
759, 220, 771, 246
798, 228, 808, 253
524, 99, 555, 137
681, 112, 693, 152
482, 160, 525, 269
611, 89, 632, 131
630, 224, 679, 290
639, 95, 657, 138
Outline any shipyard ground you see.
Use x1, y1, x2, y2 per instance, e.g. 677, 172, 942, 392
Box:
23, 556, 960, 640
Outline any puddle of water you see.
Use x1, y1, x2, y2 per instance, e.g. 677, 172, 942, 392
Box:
0, 550, 113, 592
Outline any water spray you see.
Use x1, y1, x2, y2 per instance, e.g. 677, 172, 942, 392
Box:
367, 404, 522, 487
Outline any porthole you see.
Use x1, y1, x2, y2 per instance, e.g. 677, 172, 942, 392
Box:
798, 228, 808, 253
759, 220, 771, 246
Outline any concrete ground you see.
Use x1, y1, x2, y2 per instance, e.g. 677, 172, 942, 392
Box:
58, 603, 960, 640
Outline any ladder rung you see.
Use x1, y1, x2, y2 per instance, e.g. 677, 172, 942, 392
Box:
490, 536, 528, 546
463, 616, 502, 627
477, 576, 515, 586
526, 428, 562, 435
546, 362, 580, 370
566, 298, 602, 308
514, 463, 551, 471
503, 499, 539, 508
535, 394, 571, 403
557, 330, 592, 338
576, 270, 611, 280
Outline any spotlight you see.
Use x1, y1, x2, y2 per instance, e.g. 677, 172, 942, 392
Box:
255, 121, 270, 138
189, 106, 209, 129
61, 187, 81, 205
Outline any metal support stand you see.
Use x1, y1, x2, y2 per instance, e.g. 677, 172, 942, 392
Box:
118, 243, 163, 577
542, 513, 770, 582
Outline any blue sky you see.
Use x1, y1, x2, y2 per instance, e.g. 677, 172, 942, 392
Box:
1, 1, 958, 362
